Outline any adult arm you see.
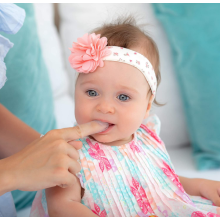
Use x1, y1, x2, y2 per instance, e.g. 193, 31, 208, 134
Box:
0, 120, 108, 196
0, 104, 40, 158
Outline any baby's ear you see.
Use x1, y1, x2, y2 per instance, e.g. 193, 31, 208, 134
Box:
144, 95, 154, 119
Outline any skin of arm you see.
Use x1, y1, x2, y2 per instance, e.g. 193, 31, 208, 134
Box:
0, 104, 40, 158
179, 175, 220, 205
46, 178, 98, 217
179, 176, 201, 196
0, 118, 106, 197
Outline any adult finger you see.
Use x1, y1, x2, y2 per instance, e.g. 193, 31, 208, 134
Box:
60, 120, 109, 142
66, 144, 80, 161
67, 157, 82, 175
55, 170, 78, 188
67, 140, 82, 150
52, 157, 81, 188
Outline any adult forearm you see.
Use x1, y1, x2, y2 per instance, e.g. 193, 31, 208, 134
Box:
0, 104, 40, 158
0, 157, 17, 196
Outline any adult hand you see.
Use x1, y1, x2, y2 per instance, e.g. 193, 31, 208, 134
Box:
0, 121, 108, 196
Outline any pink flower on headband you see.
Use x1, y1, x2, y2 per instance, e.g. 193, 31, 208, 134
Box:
68, 33, 111, 73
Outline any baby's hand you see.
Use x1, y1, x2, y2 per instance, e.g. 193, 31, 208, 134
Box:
198, 179, 220, 206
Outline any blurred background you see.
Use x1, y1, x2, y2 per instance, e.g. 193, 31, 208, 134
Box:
1, 3, 220, 216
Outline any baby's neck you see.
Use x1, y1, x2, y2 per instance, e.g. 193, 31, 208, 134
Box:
89, 134, 134, 146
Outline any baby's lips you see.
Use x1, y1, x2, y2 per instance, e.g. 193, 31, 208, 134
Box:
76, 120, 109, 138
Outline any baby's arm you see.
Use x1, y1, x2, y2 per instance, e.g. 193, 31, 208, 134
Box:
46, 178, 98, 217
179, 176, 220, 206
179, 176, 200, 196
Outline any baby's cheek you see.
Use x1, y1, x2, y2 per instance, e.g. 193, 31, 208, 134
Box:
121, 110, 142, 130
117, 119, 135, 139
75, 99, 92, 124
75, 105, 88, 124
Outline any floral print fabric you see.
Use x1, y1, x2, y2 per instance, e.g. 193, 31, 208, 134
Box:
30, 115, 220, 217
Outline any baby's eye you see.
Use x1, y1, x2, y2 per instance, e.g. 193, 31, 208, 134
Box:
117, 94, 130, 101
86, 90, 98, 97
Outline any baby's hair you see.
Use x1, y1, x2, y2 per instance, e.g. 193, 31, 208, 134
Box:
92, 15, 162, 106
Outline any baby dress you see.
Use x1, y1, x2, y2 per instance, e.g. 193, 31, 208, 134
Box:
30, 114, 220, 217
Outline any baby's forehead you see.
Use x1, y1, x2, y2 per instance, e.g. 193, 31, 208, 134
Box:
79, 61, 146, 82
77, 62, 150, 94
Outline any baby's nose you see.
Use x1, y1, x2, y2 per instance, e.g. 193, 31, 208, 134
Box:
96, 101, 115, 114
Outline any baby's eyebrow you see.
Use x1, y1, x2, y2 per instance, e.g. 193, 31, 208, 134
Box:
80, 81, 139, 94
80, 80, 96, 86
119, 85, 139, 94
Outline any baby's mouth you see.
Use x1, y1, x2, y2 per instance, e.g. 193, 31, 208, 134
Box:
98, 122, 115, 133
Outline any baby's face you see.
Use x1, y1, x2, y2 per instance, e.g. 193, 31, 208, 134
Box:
75, 61, 152, 146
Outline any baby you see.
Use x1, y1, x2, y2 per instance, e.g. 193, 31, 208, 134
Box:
31, 16, 220, 217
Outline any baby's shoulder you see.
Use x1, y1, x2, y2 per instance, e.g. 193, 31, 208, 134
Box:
141, 114, 161, 136
138, 115, 169, 155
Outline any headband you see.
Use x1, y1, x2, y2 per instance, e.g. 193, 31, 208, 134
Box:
69, 33, 157, 97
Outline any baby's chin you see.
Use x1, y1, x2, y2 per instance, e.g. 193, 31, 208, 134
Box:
89, 134, 116, 145
89, 134, 133, 146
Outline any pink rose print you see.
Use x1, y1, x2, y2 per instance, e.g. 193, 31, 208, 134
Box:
92, 203, 107, 217
130, 177, 153, 215
146, 62, 149, 68
113, 52, 118, 56
124, 52, 129, 56
191, 211, 220, 217
130, 141, 140, 153
136, 60, 140, 65
87, 138, 111, 172
191, 211, 206, 217
207, 212, 220, 217
140, 124, 162, 144
130, 60, 132, 62
162, 161, 184, 193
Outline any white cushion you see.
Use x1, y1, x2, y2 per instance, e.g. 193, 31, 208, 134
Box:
34, 3, 76, 128
34, 3, 69, 98
58, 3, 190, 149
54, 94, 76, 129
168, 147, 220, 181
